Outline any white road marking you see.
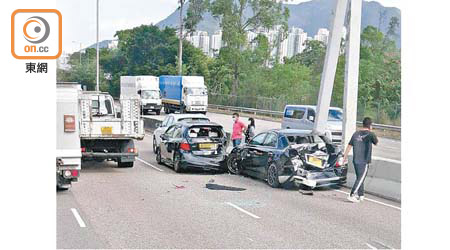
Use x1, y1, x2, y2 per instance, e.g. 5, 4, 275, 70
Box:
334, 190, 401, 211
372, 156, 401, 164
136, 157, 164, 172
71, 208, 86, 228
225, 202, 261, 219
366, 243, 377, 249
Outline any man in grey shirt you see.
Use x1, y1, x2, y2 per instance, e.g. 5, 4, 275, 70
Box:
343, 117, 379, 203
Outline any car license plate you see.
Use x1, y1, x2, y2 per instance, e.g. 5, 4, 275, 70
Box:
199, 143, 215, 150
308, 156, 323, 168
101, 126, 112, 135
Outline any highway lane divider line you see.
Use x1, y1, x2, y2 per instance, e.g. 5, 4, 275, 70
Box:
334, 190, 401, 211
366, 243, 377, 249
225, 202, 261, 219
136, 157, 164, 172
372, 156, 401, 164
70, 208, 86, 228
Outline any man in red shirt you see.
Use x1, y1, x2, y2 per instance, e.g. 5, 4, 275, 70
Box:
231, 113, 246, 147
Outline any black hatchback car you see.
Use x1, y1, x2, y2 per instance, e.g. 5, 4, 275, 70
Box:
227, 129, 348, 189
155, 121, 228, 172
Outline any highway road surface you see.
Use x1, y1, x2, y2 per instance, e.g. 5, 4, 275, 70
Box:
57, 131, 401, 249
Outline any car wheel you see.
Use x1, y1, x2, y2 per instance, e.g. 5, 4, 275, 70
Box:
156, 148, 162, 165
152, 136, 157, 154
267, 163, 280, 188
156, 110, 161, 115
173, 152, 182, 173
227, 153, 241, 175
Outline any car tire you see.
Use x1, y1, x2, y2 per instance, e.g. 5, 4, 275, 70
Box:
156, 148, 162, 165
173, 152, 182, 173
152, 136, 157, 154
156, 110, 161, 115
227, 153, 241, 175
118, 160, 134, 168
267, 163, 280, 188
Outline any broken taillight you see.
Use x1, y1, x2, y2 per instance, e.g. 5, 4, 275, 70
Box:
180, 142, 191, 151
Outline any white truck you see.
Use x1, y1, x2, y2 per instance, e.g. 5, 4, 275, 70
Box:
79, 83, 144, 168
57, 83, 82, 190
120, 76, 162, 115
159, 75, 208, 114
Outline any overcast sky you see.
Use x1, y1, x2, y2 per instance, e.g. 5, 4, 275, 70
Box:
58, 0, 401, 53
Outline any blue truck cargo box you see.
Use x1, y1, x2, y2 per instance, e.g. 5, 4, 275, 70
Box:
159, 75, 182, 104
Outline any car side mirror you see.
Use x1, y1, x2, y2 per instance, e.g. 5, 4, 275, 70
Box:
288, 149, 299, 157
160, 134, 168, 141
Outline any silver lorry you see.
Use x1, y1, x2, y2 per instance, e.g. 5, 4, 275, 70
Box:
56, 83, 82, 190
79, 85, 144, 168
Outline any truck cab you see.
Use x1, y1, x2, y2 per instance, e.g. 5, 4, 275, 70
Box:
121, 76, 162, 115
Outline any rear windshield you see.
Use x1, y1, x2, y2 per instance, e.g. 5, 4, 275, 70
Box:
283, 134, 325, 145
186, 126, 224, 138
178, 117, 210, 122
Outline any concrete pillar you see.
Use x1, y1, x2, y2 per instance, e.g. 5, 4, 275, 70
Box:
342, 0, 362, 148
313, 0, 349, 135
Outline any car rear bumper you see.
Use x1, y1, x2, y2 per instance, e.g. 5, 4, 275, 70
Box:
180, 153, 226, 171
290, 168, 348, 188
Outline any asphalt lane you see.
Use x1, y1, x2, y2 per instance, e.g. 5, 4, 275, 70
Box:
57, 134, 401, 249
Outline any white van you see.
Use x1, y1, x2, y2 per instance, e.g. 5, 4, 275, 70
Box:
281, 105, 343, 144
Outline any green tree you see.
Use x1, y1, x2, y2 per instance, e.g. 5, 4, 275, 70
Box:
209, 0, 289, 95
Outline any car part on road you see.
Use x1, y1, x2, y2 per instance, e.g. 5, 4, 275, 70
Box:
205, 183, 246, 191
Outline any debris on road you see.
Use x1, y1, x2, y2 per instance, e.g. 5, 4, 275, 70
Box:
205, 183, 246, 191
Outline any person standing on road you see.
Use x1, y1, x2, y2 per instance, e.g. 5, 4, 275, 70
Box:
245, 118, 256, 143
343, 117, 379, 203
231, 113, 246, 147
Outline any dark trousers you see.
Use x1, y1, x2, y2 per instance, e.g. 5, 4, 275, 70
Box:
350, 163, 369, 197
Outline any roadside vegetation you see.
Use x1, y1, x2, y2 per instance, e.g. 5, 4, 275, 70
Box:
57, 1, 400, 125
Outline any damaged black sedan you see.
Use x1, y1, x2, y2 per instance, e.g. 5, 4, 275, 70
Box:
227, 129, 348, 189
156, 121, 228, 172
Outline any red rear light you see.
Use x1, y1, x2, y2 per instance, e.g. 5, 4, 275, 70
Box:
128, 148, 137, 153
180, 142, 191, 151
71, 170, 79, 177
81, 147, 86, 152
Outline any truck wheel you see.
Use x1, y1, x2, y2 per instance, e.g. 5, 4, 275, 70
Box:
118, 160, 134, 168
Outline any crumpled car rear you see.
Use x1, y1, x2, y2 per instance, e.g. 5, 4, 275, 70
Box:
280, 143, 348, 189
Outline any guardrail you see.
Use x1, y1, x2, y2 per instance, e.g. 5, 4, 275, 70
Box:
208, 104, 401, 132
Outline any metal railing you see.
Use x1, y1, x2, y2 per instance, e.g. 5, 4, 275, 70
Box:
208, 103, 401, 132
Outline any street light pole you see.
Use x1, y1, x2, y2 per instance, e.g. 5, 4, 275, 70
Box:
178, 0, 184, 76
96, 0, 100, 92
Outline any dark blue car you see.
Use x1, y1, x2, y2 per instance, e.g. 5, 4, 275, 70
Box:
227, 129, 348, 189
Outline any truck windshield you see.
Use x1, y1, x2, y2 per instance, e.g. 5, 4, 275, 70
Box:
328, 109, 343, 121
141, 90, 160, 99
186, 88, 207, 96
